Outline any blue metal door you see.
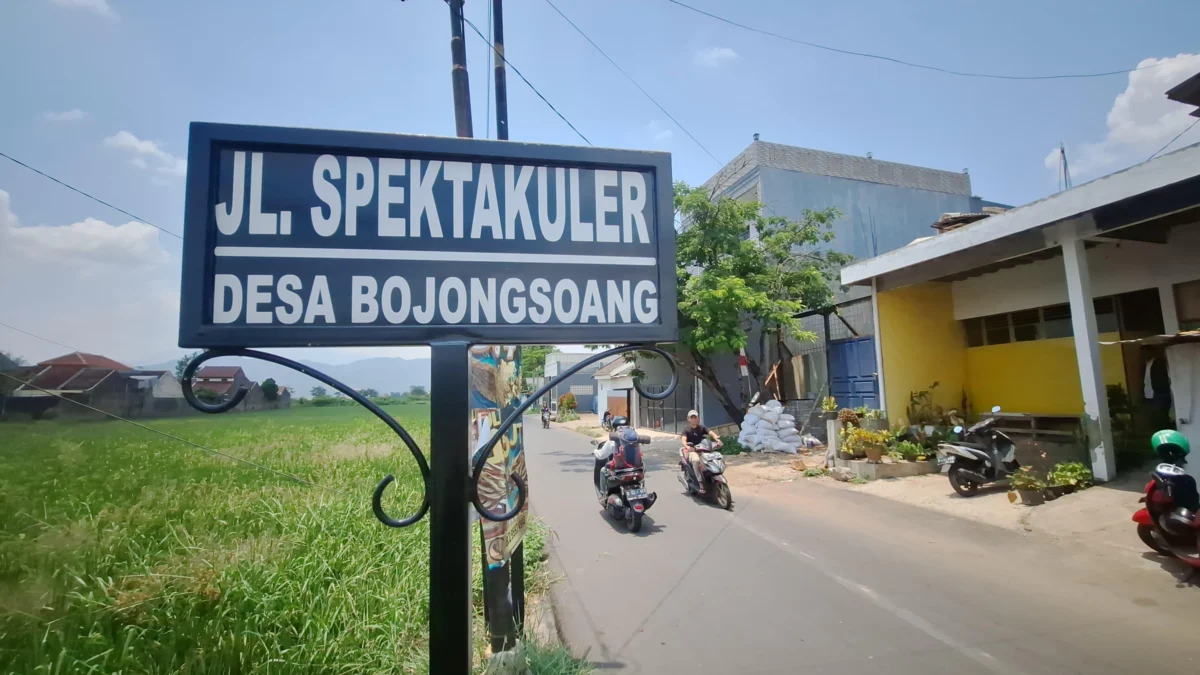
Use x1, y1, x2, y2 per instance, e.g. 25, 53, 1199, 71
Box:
829, 337, 879, 410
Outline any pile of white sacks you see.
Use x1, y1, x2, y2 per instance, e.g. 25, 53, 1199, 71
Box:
737, 399, 802, 453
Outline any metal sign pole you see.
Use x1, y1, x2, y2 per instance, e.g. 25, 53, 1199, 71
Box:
429, 341, 473, 675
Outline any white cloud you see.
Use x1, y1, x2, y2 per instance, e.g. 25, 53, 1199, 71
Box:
647, 120, 674, 143
1046, 53, 1200, 180
105, 130, 187, 181
694, 46, 738, 68
42, 109, 89, 123
49, 0, 117, 19
0, 189, 179, 365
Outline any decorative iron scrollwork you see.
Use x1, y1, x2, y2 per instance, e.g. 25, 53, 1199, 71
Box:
181, 349, 431, 528
469, 343, 679, 522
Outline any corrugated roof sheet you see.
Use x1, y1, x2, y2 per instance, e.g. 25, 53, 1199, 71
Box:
27, 365, 86, 390
195, 366, 244, 379
63, 368, 114, 391
193, 380, 235, 395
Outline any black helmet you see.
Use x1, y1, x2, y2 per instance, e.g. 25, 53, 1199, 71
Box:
612, 415, 629, 428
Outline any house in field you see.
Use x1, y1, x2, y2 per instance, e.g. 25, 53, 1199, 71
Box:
8, 352, 142, 418
841, 139, 1200, 482
190, 365, 289, 411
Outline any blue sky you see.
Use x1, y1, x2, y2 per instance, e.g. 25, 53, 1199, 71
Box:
1, 0, 1198, 365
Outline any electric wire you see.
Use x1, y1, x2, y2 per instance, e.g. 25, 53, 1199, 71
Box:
664, 0, 1164, 81
1147, 119, 1200, 162
0, 150, 182, 240
544, 0, 721, 164
460, 14, 592, 145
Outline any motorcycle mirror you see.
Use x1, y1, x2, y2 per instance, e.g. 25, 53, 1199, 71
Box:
953, 425, 964, 434
991, 405, 1001, 413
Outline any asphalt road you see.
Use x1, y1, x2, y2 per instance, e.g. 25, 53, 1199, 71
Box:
524, 420, 1200, 675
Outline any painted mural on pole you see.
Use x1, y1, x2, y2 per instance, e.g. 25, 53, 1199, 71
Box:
179, 123, 676, 348
470, 345, 528, 568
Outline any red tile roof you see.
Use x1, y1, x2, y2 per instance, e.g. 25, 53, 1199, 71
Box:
38, 352, 132, 371
195, 366, 245, 379
193, 380, 235, 395
20, 365, 117, 392
63, 368, 115, 391
27, 365, 87, 390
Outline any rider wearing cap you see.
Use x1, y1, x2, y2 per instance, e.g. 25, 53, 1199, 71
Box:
681, 409, 722, 494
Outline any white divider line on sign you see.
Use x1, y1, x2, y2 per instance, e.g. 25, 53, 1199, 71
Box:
212, 246, 657, 267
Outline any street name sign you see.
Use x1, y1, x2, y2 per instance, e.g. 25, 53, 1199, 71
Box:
179, 123, 676, 347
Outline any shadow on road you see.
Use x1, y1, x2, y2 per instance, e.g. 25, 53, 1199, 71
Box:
1139, 552, 1200, 587
596, 510, 666, 537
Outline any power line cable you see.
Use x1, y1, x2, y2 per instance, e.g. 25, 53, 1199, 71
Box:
0, 320, 85, 354
0, 371, 345, 493
1147, 119, 1200, 162
0, 150, 182, 240
460, 14, 592, 145
664, 0, 1165, 81
543, 0, 722, 165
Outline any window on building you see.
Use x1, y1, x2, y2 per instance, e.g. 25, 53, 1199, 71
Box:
1175, 280, 1200, 331
1041, 304, 1072, 338
983, 314, 1011, 345
569, 384, 592, 396
1011, 309, 1040, 342
962, 297, 1120, 347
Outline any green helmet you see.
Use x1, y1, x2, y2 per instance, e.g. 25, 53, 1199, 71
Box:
1151, 429, 1190, 458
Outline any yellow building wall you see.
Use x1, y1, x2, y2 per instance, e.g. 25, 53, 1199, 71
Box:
877, 282, 967, 422
964, 335, 1126, 415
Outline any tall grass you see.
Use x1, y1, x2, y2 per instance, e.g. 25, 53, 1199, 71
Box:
0, 405, 582, 674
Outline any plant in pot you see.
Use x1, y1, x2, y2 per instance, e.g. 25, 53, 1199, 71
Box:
821, 396, 838, 420
842, 426, 889, 463
838, 408, 860, 428
1008, 467, 1047, 506
1046, 462, 1093, 497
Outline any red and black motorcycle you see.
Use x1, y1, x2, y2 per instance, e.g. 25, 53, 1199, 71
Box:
1132, 430, 1200, 570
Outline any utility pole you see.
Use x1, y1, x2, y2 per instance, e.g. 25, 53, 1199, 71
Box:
432, 6, 473, 675
488, 0, 526, 637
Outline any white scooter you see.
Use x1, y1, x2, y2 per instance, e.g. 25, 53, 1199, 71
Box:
937, 405, 1019, 497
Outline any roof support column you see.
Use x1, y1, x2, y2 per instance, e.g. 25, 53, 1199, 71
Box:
871, 278, 887, 414
1062, 238, 1116, 482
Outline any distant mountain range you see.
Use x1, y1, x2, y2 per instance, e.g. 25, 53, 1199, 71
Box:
142, 356, 431, 397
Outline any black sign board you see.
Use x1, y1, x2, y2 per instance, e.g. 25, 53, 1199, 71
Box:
179, 123, 676, 347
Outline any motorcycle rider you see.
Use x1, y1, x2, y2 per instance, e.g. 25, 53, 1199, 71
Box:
680, 410, 722, 494
595, 415, 631, 469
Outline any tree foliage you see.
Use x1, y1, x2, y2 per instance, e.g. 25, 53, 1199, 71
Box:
408, 385, 428, 397
310, 386, 327, 398
521, 346, 556, 378
174, 351, 201, 380
358, 387, 379, 398
262, 378, 280, 401
674, 181, 849, 422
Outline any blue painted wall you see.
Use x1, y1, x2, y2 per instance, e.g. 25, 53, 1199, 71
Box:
758, 167, 976, 261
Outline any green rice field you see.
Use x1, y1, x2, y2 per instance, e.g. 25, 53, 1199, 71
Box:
0, 404, 582, 674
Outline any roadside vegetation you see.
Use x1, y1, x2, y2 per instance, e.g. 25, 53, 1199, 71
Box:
0, 404, 583, 673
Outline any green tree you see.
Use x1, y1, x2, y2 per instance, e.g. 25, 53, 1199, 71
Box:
409, 385, 428, 397
521, 346, 556, 378
310, 386, 327, 398
0, 351, 25, 370
358, 387, 379, 398
262, 378, 279, 401
174, 351, 201, 379
674, 181, 848, 423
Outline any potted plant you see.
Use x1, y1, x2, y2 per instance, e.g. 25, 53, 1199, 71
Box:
821, 396, 838, 421
860, 408, 888, 431
842, 426, 888, 463
1008, 467, 1047, 506
1046, 462, 1093, 498
838, 408, 860, 429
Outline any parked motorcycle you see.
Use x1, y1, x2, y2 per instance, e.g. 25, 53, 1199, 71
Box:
679, 438, 733, 510
1133, 430, 1200, 569
593, 427, 656, 532
600, 411, 613, 432
937, 405, 1018, 496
